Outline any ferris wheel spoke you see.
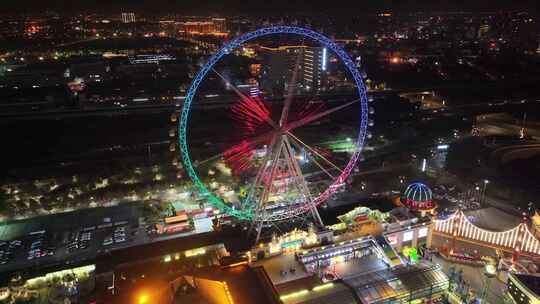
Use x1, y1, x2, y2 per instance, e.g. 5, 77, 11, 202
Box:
282, 136, 324, 226
284, 98, 360, 132
226, 129, 276, 154
212, 68, 279, 129
288, 138, 335, 179
280, 50, 303, 126
244, 133, 278, 209
218, 129, 277, 176
195, 151, 225, 167
286, 131, 343, 174
282, 135, 312, 199
258, 138, 284, 209
197, 129, 274, 171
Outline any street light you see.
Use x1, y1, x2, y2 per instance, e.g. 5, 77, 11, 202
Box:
481, 180, 489, 205
138, 294, 149, 304
484, 263, 496, 277
479, 263, 497, 303
527, 202, 534, 215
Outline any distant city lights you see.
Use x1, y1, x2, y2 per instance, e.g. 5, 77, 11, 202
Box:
390, 57, 401, 64
436, 144, 449, 150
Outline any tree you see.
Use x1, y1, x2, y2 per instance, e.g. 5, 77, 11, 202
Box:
28, 199, 41, 214
141, 204, 161, 223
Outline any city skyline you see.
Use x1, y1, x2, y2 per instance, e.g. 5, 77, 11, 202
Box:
1, 3, 539, 304
2, 0, 539, 14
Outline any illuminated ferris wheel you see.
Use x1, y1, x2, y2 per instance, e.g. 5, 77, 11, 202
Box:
179, 26, 369, 240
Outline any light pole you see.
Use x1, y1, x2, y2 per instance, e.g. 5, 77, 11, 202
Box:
471, 184, 480, 206
527, 202, 534, 216
481, 180, 489, 205
479, 263, 497, 303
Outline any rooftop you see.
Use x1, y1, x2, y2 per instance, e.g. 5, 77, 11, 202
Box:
344, 262, 449, 303
188, 264, 279, 304
464, 207, 521, 232
252, 253, 312, 286
272, 259, 447, 304
279, 281, 357, 304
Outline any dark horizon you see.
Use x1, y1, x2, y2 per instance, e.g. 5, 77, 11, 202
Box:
1, 0, 539, 15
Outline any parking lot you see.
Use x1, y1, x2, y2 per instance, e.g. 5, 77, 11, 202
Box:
0, 201, 219, 280
0, 202, 147, 275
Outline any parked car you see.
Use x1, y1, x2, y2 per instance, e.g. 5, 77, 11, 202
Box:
103, 237, 113, 246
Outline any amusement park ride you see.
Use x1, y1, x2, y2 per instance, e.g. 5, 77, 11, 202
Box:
178, 27, 370, 242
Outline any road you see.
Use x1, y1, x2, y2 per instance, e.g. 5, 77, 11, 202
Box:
478, 113, 540, 139
0, 203, 141, 275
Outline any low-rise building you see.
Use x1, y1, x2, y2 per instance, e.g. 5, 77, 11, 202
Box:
507, 272, 540, 304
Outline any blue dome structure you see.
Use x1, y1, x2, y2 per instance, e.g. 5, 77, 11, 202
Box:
403, 182, 435, 209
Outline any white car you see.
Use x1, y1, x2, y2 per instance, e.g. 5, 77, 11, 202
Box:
103, 238, 113, 246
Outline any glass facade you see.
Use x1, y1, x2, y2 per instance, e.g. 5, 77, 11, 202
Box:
297, 238, 375, 272
346, 263, 449, 304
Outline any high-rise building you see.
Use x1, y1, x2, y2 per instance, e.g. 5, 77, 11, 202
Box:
259, 46, 294, 97
237, 84, 260, 98
212, 18, 227, 33
121, 12, 136, 23
259, 45, 328, 97
301, 46, 327, 93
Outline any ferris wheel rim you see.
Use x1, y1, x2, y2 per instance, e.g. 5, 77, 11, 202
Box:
179, 26, 369, 222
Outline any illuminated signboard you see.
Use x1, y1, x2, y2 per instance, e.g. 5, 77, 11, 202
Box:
165, 214, 188, 224
282, 239, 303, 249
387, 234, 398, 245
437, 144, 449, 150
403, 247, 418, 262
403, 230, 414, 242
418, 227, 428, 238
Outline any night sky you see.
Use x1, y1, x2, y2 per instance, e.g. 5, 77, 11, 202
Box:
2, 0, 539, 14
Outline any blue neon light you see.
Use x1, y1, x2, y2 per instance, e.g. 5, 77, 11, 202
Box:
437, 144, 449, 150
404, 182, 433, 202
